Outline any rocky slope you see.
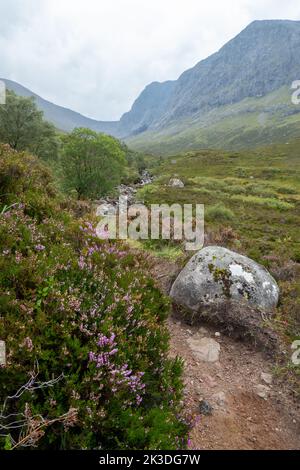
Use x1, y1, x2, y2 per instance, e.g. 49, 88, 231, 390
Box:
154, 20, 300, 126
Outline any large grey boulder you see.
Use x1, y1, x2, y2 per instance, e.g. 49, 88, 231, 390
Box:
168, 178, 184, 188
170, 246, 279, 313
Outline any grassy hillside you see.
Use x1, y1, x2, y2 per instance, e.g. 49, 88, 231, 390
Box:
136, 140, 300, 390
127, 87, 300, 155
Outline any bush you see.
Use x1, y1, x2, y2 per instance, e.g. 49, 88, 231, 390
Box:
231, 194, 294, 211
245, 183, 277, 198
292, 250, 300, 264
206, 203, 235, 222
0, 146, 189, 450
60, 128, 126, 199
0, 91, 59, 161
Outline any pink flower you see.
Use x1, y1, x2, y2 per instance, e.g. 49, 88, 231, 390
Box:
35, 244, 45, 252
22, 336, 33, 351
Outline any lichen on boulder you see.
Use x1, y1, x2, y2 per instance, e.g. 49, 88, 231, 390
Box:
170, 246, 279, 313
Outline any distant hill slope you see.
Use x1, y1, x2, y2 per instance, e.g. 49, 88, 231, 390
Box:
2, 19, 300, 152
126, 85, 300, 154
0, 78, 120, 136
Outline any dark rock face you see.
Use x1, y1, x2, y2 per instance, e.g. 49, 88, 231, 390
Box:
170, 246, 279, 313
121, 20, 300, 134
120, 80, 176, 136
159, 20, 300, 125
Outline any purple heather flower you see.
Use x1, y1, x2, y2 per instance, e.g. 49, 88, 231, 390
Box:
35, 244, 45, 252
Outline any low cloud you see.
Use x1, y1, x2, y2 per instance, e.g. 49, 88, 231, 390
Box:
0, 0, 299, 120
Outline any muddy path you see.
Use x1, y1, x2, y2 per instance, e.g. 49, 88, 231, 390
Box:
105, 172, 300, 449
148, 256, 300, 450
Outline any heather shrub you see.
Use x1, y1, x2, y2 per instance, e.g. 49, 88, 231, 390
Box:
0, 146, 189, 450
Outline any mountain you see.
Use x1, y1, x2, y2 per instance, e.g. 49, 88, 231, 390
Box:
2, 20, 300, 153
0, 78, 120, 136
155, 19, 300, 126
120, 80, 176, 135
125, 19, 300, 153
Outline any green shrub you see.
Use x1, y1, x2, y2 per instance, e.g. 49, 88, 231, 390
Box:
224, 184, 247, 195
191, 177, 228, 192
206, 203, 235, 222
245, 183, 278, 198
0, 146, 189, 450
276, 186, 298, 195
231, 194, 294, 211
292, 250, 300, 264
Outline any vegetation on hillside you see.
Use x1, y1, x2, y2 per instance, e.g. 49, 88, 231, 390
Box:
0, 91, 59, 161
135, 141, 300, 393
0, 91, 148, 202
0, 145, 189, 449
127, 87, 300, 155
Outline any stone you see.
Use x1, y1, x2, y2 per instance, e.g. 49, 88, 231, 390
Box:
199, 400, 213, 416
187, 337, 220, 362
168, 178, 185, 188
260, 372, 273, 385
96, 203, 116, 217
254, 384, 270, 399
203, 374, 217, 388
140, 170, 153, 186
0, 341, 6, 366
170, 246, 279, 313
212, 391, 227, 408
197, 327, 209, 336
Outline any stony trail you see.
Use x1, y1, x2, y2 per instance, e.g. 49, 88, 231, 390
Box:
110, 174, 300, 449
149, 256, 300, 450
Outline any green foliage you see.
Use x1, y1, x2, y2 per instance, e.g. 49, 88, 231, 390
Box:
0, 144, 60, 221
0, 146, 189, 450
230, 194, 294, 211
206, 203, 235, 222
60, 128, 126, 199
0, 91, 59, 160
292, 251, 300, 264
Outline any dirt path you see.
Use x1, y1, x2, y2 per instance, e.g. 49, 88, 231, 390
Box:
148, 255, 300, 450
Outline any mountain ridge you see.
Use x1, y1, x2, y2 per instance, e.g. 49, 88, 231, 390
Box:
2, 19, 300, 152
0, 78, 120, 136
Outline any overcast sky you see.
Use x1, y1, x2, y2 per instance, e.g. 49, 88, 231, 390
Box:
0, 0, 300, 120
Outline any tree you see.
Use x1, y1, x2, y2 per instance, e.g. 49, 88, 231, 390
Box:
0, 90, 59, 160
61, 128, 126, 199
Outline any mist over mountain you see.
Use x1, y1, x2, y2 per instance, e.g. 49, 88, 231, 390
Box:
2, 19, 300, 152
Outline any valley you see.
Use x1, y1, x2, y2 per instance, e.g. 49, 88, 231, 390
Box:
3, 20, 300, 154
1, 13, 300, 453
